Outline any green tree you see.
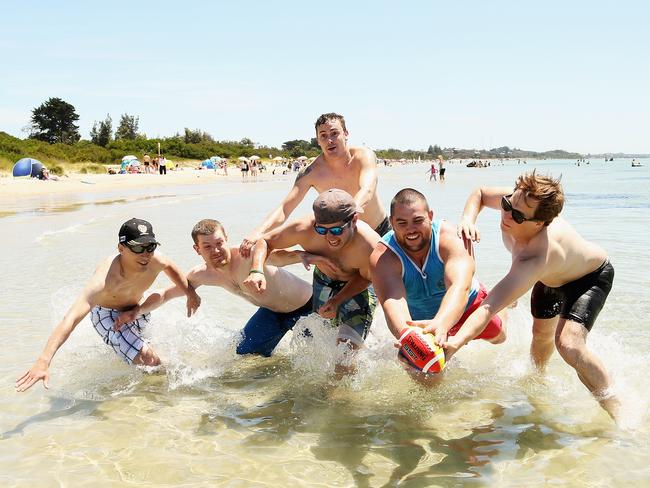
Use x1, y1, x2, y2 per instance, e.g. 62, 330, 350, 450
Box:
282, 139, 312, 157
115, 114, 139, 140
29, 97, 81, 144
184, 128, 214, 144
90, 114, 113, 147
427, 145, 435, 155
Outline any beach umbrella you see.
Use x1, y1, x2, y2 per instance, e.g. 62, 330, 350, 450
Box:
297, 156, 308, 161
238, 156, 249, 161
250, 155, 260, 160
210, 156, 222, 162
272, 156, 284, 162
122, 155, 138, 162
12, 158, 44, 178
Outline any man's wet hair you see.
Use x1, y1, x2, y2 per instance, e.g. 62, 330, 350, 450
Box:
390, 188, 430, 215
315, 113, 347, 133
191, 219, 226, 244
515, 170, 564, 226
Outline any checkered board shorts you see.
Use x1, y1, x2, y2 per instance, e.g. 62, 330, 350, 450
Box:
91, 306, 150, 364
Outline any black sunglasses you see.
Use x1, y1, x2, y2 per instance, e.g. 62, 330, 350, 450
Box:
501, 194, 538, 224
126, 242, 158, 254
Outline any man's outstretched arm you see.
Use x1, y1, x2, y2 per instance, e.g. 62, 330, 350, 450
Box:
239, 171, 312, 256
16, 287, 95, 392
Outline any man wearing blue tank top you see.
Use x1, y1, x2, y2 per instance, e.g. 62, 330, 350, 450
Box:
370, 189, 507, 354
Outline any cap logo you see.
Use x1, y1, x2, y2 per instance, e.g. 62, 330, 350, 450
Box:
137, 224, 148, 234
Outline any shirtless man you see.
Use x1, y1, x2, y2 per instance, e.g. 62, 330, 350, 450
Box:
16, 218, 200, 392
370, 189, 506, 375
240, 113, 389, 257
131, 219, 334, 357
245, 189, 381, 371
450, 171, 620, 420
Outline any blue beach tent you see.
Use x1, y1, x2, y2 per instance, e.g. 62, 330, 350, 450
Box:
12, 158, 44, 178
201, 159, 215, 169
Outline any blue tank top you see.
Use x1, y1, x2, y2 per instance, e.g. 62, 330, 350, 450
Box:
381, 220, 479, 321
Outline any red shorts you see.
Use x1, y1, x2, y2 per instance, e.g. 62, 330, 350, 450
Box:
447, 284, 502, 341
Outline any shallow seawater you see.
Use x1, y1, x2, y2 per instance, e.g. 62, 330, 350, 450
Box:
1, 160, 649, 487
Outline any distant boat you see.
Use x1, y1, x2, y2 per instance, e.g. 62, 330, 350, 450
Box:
631, 162, 643, 167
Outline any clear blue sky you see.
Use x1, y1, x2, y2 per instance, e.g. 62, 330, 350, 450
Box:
2, 1, 648, 153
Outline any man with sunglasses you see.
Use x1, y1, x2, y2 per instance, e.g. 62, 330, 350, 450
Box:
244, 189, 381, 373
450, 171, 620, 421
370, 189, 506, 375
239, 113, 390, 258
16, 218, 200, 392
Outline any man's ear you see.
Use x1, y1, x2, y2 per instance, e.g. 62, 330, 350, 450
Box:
193, 244, 200, 255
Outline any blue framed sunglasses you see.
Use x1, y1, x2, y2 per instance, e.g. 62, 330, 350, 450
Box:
313, 219, 352, 236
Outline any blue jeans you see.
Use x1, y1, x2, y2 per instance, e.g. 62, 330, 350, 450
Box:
236, 299, 313, 357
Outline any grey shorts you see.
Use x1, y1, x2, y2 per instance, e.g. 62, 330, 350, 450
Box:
91, 306, 150, 364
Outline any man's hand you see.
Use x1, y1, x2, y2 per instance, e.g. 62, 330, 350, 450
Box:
243, 271, 266, 294
15, 359, 50, 392
186, 288, 201, 317
239, 234, 261, 258
301, 253, 342, 276
317, 297, 340, 319
441, 335, 463, 362
457, 218, 480, 243
114, 308, 139, 331
407, 319, 448, 346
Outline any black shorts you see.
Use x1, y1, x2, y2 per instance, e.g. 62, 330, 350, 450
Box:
374, 216, 392, 237
439, 168, 446, 176
530, 260, 614, 331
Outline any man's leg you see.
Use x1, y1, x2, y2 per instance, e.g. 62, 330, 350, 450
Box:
530, 316, 559, 371
555, 318, 620, 420
485, 308, 508, 344
236, 307, 289, 357
133, 344, 161, 366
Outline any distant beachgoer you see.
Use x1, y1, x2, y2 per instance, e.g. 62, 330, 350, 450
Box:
15, 218, 200, 392
451, 172, 621, 421
438, 156, 446, 181
143, 154, 151, 174
136, 219, 327, 357
159, 156, 167, 175
426, 163, 437, 181
240, 112, 390, 258
240, 160, 249, 178
245, 189, 380, 375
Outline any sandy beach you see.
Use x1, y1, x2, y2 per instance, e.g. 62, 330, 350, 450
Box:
0, 168, 272, 199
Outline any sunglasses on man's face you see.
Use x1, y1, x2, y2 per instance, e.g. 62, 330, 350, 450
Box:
313, 220, 351, 236
126, 243, 158, 254
501, 194, 539, 224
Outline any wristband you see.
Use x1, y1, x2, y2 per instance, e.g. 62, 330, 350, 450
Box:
249, 269, 264, 275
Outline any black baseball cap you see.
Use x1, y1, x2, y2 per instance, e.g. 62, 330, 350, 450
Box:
118, 218, 160, 246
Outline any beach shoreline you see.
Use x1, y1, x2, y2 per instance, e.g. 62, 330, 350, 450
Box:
0, 168, 283, 200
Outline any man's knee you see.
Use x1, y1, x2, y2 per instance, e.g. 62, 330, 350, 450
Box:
532, 317, 558, 342
133, 345, 161, 366
554, 325, 587, 367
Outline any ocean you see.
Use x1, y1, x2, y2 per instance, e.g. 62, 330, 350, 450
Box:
1, 159, 649, 487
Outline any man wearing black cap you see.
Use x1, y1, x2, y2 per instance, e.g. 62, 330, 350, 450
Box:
244, 189, 381, 373
16, 218, 200, 392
